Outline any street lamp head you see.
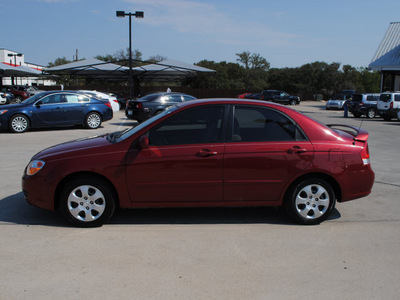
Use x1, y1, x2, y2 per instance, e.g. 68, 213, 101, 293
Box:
8, 53, 22, 57
116, 11, 125, 18
135, 11, 144, 18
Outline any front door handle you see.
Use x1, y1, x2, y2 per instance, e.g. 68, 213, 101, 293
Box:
288, 146, 308, 154
197, 149, 218, 157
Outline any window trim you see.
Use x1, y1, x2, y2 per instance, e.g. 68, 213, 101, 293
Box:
227, 104, 309, 143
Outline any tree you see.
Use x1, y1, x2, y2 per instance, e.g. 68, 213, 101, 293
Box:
236, 51, 270, 90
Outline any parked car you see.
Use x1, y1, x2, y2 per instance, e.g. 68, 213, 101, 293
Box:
261, 90, 300, 105
107, 92, 128, 109
0, 93, 7, 105
0, 91, 113, 133
22, 99, 374, 227
377, 92, 400, 121
349, 93, 380, 118
237, 93, 252, 99
9, 85, 43, 102
326, 94, 352, 110
245, 93, 263, 100
79, 90, 120, 112
125, 92, 197, 122
0, 88, 15, 104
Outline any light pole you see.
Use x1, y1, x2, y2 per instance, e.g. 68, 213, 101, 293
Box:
116, 10, 144, 101
8, 53, 23, 85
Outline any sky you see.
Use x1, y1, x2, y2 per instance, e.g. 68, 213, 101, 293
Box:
1, 0, 399, 69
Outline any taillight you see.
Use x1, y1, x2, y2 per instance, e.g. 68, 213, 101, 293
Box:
104, 102, 112, 108
390, 102, 393, 109
136, 103, 143, 109
361, 144, 370, 165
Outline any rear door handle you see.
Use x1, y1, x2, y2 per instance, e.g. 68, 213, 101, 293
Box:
288, 146, 308, 154
197, 149, 218, 157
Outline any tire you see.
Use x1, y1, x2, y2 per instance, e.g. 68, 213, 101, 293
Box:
284, 178, 336, 225
9, 114, 29, 133
15, 96, 23, 103
85, 112, 102, 129
59, 176, 116, 227
290, 100, 297, 106
367, 108, 376, 119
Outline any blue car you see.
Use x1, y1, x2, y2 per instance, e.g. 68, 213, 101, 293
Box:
0, 91, 113, 133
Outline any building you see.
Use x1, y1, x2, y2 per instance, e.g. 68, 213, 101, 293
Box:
369, 22, 400, 92
0, 48, 55, 86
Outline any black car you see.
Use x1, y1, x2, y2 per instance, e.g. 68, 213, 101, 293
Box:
349, 93, 380, 118
261, 90, 300, 105
125, 92, 197, 122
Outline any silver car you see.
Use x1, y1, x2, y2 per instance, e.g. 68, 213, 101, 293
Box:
326, 94, 352, 110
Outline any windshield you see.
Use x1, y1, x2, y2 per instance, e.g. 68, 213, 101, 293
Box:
352, 94, 363, 102
109, 105, 180, 143
379, 94, 391, 102
26, 86, 39, 91
21, 92, 47, 104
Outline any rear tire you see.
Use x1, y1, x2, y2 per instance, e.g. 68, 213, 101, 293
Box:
367, 108, 376, 119
85, 112, 102, 129
284, 178, 336, 225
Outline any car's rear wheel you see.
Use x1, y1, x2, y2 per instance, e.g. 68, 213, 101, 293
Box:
383, 115, 391, 121
9, 114, 29, 133
367, 108, 376, 119
59, 176, 116, 227
85, 112, 102, 129
284, 178, 336, 225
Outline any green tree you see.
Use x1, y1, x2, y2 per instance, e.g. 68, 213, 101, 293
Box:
236, 51, 270, 90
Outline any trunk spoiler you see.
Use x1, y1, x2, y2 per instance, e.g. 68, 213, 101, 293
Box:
327, 124, 369, 142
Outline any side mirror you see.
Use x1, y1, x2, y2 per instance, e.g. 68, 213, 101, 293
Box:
138, 135, 149, 149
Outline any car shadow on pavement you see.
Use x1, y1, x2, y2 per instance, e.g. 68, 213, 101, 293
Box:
0, 192, 66, 226
0, 192, 341, 227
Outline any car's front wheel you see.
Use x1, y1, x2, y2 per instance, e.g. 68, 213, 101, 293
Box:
284, 178, 336, 225
85, 112, 102, 129
9, 114, 29, 133
59, 176, 116, 227
290, 99, 297, 105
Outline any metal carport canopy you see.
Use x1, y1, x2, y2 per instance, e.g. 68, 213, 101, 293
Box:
44, 58, 216, 81
1, 63, 43, 77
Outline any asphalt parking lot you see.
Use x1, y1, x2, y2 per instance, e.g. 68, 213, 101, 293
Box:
0, 102, 399, 299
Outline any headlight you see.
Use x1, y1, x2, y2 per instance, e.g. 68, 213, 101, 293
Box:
26, 160, 45, 176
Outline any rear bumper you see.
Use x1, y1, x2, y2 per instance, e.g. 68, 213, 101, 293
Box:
125, 108, 149, 121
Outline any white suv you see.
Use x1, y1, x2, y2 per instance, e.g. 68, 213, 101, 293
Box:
377, 92, 400, 121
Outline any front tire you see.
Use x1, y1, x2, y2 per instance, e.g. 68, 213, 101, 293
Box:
85, 112, 102, 129
284, 178, 336, 225
9, 114, 29, 133
59, 176, 116, 227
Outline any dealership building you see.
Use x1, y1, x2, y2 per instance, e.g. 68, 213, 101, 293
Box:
0, 48, 55, 87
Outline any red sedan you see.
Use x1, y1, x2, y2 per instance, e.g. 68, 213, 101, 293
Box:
22, 99, 374, 227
